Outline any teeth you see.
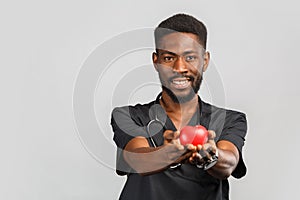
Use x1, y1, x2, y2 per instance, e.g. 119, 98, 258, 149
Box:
173, 80, 188, 85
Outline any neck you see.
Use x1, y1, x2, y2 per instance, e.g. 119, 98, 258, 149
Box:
160, 91, 198, 114
160, 91, 199, 130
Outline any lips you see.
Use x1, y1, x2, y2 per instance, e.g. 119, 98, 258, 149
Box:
170, 76, 193, 89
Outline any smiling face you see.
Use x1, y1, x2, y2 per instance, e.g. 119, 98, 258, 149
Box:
153, 32, 210, 103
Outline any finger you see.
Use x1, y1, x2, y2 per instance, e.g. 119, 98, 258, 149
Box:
202, 144, 217, 160
175, 143, 185, 151
207, 130, 216, 140
207, 139, 215, 146
190, 151, 206, 166
198, 149, 208, 159
189, 157, 194, 164
171, 131, 181, 145
173, 131, 180, 139
196, 144, 203, 151
204, 140, 217, 153
205, 146, 214, 154
189, 155, 197, 165
190, 151, 205, 161
178, 150, 193, 162
186, 144, 197, 151
163, 131, 175, 145
163, 130, 176, 140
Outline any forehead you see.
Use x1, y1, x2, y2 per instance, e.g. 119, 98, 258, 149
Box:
157, 32, 203, 54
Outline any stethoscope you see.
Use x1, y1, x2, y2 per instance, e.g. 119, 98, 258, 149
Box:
146, 93, 167, 148
146, 92, 218, 170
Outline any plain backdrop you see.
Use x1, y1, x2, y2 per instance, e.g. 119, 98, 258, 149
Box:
1, 0, 300, 199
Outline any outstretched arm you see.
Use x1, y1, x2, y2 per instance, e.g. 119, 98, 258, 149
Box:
123, 130, 196, 175
207, 140, 239, 179
190, 130, 240, 180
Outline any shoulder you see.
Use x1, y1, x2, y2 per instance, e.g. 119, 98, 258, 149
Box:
111, 100, 156, 125
202, 100, 246, 122
112, 100, 156, 116
201, 100, 247, 138
111, 100, 156, 148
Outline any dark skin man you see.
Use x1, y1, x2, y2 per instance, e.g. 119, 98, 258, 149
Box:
123, 32, 239, 179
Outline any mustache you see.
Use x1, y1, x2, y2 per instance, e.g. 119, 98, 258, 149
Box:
168, 75, 195, 82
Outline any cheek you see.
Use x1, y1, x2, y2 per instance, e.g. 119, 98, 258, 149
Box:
157, 65, 173, 76
156, 67, 169, 83
189, 64, 202, 77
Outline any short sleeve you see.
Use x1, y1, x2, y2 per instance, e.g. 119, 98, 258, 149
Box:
111, 106, 149, 175
111, 107, 149, 148
218, 111, 248, 178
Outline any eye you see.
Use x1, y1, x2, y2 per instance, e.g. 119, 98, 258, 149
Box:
163, 56, 175, 62
185, 55, 197, 62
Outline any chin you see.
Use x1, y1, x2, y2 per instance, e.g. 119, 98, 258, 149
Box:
163, 86, 197, 103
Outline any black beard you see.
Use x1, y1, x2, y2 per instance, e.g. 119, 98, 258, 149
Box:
162, 75, 202, 104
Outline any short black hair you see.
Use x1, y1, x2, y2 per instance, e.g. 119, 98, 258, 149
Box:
154, 13, 207, 49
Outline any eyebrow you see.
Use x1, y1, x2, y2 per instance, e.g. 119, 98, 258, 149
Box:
156, 50, 176, 56
182, 50, 199, 55
157, 49, 199, 56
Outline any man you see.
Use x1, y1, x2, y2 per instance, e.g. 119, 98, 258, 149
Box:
111, 13, 247, 200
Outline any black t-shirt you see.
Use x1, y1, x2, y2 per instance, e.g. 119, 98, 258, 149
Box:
111, 96, 247, 200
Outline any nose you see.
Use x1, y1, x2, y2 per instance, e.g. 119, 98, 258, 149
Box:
173, 57, 188, 73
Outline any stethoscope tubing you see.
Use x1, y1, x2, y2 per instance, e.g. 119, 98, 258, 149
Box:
145, 93, 218, 170
146, 92, 203, 147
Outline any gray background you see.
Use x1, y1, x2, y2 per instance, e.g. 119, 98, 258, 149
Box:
1, 0, 300, 199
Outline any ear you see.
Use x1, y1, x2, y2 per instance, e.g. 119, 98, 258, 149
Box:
152, 52, 159, 72
202, 51, 210, 72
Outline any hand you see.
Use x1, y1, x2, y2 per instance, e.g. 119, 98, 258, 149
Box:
189, 130, 218, 167
163, 130, 197, 165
